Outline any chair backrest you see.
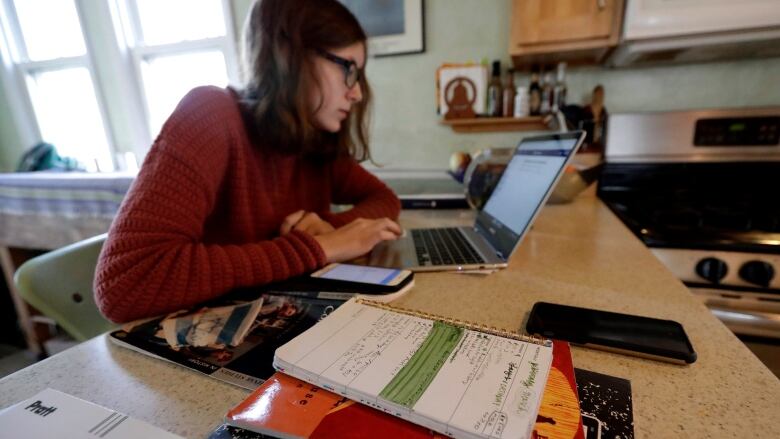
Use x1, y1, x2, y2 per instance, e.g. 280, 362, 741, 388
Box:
14, 234, 115, 341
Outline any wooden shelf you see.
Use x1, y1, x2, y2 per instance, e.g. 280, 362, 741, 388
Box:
440, 116, 547, 133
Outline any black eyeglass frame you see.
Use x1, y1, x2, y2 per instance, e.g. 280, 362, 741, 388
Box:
317, 49, 362, 89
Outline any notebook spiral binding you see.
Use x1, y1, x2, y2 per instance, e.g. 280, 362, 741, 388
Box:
357, 299, 552, 347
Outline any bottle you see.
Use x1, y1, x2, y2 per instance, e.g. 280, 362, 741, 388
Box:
528, 67, 542, 116
584, 84, 607, 152
513, 86, 529, 118
502, 68, 516, 117
486, 60, 503, 117
540, 68, 553, 115
552, 62, 567, 112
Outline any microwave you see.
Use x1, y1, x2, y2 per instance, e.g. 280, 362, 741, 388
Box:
609, 0, 780, 66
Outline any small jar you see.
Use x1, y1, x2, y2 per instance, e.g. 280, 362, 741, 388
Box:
513, 86, 530, 118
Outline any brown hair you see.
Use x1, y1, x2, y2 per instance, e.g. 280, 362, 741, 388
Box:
240, 0, 372, 162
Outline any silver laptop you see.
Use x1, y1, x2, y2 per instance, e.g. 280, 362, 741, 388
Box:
369, 131, 586, 271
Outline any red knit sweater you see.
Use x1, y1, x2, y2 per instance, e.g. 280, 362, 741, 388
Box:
94, 86, 400, 323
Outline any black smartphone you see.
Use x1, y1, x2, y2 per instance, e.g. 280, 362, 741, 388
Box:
526, 302, 697, 364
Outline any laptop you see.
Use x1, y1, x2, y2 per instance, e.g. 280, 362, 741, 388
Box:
369, 131, 586, 271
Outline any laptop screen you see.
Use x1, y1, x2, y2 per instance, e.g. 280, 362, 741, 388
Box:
475, 132, 584, 260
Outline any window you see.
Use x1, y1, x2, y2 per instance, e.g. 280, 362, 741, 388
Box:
0, 0, 113, 171
0, 0, 239, 172
116, 0, 238, 139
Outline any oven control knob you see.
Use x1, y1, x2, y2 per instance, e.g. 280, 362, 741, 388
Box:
739, 261, 774, 288
695, 258, 728, 284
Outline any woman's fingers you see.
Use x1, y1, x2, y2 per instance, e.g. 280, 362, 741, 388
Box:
380, 218, 402, 236
280, 210, 306, 235
323, 218, 403, 262
360, 218, 401, 240
294, 212, 335, 236
345, 217, 401, 235
377, 229, 400, 241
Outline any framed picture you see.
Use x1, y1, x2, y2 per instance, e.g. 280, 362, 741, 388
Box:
341, 0, 425, 57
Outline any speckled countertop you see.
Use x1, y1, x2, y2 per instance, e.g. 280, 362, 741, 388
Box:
2, 194, 779, 438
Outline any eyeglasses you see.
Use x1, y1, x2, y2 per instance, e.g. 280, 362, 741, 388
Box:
317, 50, 362, 89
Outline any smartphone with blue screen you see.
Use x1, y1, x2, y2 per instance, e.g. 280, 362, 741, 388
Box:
310, 263, 413, 291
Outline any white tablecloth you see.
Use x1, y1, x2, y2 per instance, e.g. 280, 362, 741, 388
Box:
0, 172, 135, 249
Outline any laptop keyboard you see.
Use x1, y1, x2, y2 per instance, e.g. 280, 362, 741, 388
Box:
411, 228, 486, 266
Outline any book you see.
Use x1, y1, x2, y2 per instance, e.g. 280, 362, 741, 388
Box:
273, 298, 553, 439
0, 388, 182, 438
109, 291, 345, 390
574, 369, 634, 439
533, 341, 585, 439
225, 342, 582, 439
226, 372, 445, 439
207, 424, 268, 439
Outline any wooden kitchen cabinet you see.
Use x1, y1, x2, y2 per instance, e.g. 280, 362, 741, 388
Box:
509, 0, 624, 67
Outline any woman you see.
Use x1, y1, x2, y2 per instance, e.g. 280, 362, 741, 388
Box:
94, 0, 401, 323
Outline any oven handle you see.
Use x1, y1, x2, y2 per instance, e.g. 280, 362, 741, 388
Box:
709, 306, 780, 339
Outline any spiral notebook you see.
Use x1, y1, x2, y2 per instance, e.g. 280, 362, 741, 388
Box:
273, 298, 553, 439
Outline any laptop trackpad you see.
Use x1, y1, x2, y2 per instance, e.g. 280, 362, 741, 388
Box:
368, 237, 413, 268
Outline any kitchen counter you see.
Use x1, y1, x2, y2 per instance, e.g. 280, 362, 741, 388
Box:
397, 195, 780, 437
1, 193, 779, 438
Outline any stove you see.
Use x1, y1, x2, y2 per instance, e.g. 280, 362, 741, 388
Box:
598, 108, 780, 338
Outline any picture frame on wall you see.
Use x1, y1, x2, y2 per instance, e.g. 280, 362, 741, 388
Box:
341, 0, 425, 57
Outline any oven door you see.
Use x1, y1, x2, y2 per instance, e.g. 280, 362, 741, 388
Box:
689, 287, 780, 338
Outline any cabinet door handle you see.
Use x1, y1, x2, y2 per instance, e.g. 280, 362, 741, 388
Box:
597, 0, 607, 10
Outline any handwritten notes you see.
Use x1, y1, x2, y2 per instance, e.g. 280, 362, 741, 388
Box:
274, 299, 552, 439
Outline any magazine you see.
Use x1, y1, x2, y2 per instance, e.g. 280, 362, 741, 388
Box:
109, 290, 344, 390
207, 424, 268, 439
574, 368, 634, 439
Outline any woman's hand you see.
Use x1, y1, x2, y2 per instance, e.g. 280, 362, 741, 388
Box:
280, 210, 335, 236
313, 217, 402, 263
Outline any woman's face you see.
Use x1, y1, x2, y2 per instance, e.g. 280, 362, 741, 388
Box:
310, 42, 365, 133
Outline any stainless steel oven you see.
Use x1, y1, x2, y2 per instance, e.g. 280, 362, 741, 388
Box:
598, 108, 780, 339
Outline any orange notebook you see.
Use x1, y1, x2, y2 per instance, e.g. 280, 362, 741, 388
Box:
226, 372, 443, 439
533, 341, 585, 439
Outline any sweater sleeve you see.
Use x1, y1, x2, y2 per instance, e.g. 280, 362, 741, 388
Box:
320, 158, 401, 228
94, 87, 326, 323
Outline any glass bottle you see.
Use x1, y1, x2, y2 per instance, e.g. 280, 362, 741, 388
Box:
528, 66, 542, 116
552, 62, 568, 112
502, 68, 516, 117
486, 60, 503, 117
540, 68, 553, 115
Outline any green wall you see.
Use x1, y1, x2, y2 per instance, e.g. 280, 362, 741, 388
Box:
1, 0, 779, 172
362, 0, 780, 167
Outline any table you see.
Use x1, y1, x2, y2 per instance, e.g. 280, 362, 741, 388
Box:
1, 194, 779, 438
